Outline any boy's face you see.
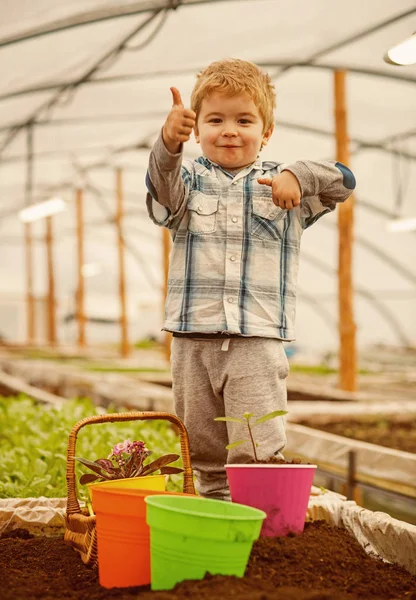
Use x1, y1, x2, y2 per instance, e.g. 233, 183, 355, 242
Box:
195, 91, 273, 170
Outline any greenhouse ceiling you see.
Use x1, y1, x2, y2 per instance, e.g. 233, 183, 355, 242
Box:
0, 0, 415, 349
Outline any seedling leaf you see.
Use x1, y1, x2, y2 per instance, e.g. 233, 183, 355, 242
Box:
226, 440, 246, 450
254, 410, 287, 425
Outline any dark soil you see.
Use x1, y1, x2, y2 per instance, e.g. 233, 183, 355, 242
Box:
248, 456, 308, 465
296, 416, 416, 454
1, 522, 415, 600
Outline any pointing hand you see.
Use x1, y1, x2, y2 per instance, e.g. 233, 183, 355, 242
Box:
257, 171, 301, 210
162, 87, 196, 154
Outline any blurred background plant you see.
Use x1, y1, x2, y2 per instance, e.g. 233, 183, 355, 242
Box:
0, 396, 182, 500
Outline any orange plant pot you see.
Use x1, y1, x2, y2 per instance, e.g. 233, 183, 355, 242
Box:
87, 474, 166, 508
91, 486, 192, 589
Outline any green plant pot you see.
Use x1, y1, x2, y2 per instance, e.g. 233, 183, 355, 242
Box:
145, 495, 266, 591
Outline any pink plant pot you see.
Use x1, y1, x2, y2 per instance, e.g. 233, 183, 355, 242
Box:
225, 464, 317, 537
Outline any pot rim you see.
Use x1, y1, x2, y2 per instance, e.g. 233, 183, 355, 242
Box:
225, 464, 317, 469
145, 494, 267, 520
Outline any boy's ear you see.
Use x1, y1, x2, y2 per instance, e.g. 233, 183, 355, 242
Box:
194, 125, 200, 144
262, 124, 274, 147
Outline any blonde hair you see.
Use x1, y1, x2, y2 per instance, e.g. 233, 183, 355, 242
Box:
191, 58, 276, 132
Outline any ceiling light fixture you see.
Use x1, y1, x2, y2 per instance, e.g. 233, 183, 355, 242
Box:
386, 217, 416, 233
81, 263, 103, 278
18, 197, 67, 223
384, 32, 416, 66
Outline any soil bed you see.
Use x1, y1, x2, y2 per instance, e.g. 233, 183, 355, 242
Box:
296, 416, 416, 454
1, 522, 416, 600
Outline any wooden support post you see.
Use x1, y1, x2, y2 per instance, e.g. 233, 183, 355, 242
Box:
346, 449, 356, 500
162, 227, 172, 361
24, 124, 35, 345
334, 70, 357, 392
45, 216, 57, 346
25, 223, 35, 344
76, 189, 86, 348
116, 168, 130, 358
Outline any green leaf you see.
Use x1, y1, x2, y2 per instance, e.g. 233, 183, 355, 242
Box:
254, 410, 287, 425
214, 417, 244, 423
226, 440, 246, 450
34, 458, 47, 476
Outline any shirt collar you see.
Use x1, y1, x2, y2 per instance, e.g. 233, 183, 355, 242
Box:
195, 155, 264, 180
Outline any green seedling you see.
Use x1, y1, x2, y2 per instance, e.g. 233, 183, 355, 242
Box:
214, 410, 287, 462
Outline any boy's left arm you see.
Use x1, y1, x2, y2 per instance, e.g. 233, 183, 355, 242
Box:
283, 160, 356, 207
258, 160, 355, 229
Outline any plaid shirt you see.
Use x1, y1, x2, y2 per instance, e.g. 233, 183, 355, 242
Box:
146, 134, 355, 340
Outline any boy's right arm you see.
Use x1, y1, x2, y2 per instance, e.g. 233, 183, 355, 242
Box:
162, 87, 196, 154
146, 88, 196, 222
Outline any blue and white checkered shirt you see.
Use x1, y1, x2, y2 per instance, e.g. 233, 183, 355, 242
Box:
146, 134, 355, 340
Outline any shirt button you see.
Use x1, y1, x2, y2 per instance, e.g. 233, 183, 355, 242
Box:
227, 297, 234, 303
231, 216, 238, 223
230, 255, 236, 262
197, 206, 203, 212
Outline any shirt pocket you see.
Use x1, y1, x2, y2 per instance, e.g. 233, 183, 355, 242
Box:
251, 198, 287, 241
187, 192, 219, 234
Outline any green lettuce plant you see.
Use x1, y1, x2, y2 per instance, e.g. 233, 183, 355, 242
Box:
214, 410, 287, 462
0, 397, 183, 498
76, 438, 183, 485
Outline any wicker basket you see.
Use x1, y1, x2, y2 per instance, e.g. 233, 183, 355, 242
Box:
64, 411, 196, 567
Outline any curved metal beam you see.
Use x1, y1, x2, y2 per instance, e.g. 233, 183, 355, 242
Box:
1, 3, 414, 171
0, 60, 414, 112
0, 144, 114, 165
0, 9, 167, 158
320, 220, 416, 286
301, 252, 412, 346
1, 0, 414, 84
0, 1, 229, 49
357, 196, 416, 225
296, 288, 337, 337
272, 7, 416, 79
1, 116, 415, 167
275, 121, 416, 161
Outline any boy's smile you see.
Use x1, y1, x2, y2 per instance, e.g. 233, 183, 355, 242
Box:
195, 92, 273, 171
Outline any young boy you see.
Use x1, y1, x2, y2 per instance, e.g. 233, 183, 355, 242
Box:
145, 59, 355, 500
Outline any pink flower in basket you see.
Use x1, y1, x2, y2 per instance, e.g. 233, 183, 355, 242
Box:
111, 439, 134, 456
75, 438, 183, 486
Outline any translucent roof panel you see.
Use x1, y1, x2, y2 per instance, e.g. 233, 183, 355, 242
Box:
0, 0, 415, 351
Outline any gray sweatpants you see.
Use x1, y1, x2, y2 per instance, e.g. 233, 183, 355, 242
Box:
171, 336, 289, 500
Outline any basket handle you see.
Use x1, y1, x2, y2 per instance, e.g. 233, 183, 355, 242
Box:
66, 411, 195, 514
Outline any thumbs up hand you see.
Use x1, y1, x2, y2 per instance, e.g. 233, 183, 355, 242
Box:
162, 87, 196, 154
257, 171, 301, 210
